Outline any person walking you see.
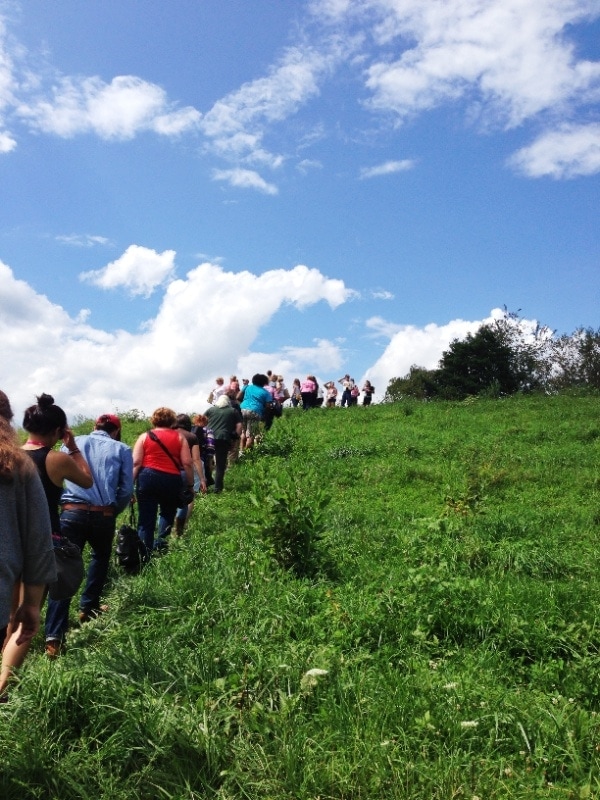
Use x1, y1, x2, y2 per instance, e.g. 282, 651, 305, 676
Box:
192, 414, 215, 489
207, 377, 227, 405
206, 395, 242, 493
300, 375, 317, 410
172, 414, 206, 536
349, 378, 360, 406
338, 374, 352, 407
0, 391, 56, 700
362, 380, 375, 406
1, 393, 92, 677
44, 413, 134, 651
133, 408, 193, 553
239, 374, 273, 450
290, 378, 302, 408
324, 381, 338, 407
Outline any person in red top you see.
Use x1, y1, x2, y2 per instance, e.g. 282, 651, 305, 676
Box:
132, 407, 193, 552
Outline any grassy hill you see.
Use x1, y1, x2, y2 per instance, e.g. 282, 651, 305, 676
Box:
2, 395, 600, 799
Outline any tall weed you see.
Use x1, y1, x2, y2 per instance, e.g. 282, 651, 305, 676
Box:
248, 462, 331, 577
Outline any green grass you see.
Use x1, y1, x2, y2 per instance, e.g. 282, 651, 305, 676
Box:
2, 395, 600, 798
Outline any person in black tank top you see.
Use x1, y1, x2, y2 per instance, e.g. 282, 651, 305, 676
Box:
26, 448, 63, 535
0, 393, 92, 695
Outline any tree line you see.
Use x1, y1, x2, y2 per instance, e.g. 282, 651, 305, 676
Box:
384, 309, 600, 402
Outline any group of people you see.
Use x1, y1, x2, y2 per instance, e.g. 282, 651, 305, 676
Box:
0, 368, 375, 698
0, 390, 134, 698
205, 372, 281, 474
287, 374, 375, 409
0, 372, 287, 696
209, 372, 376, 412
0, 391, 218, 699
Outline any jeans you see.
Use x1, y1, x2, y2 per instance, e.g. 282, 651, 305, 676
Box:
45, 508, 115, 642
137, 467, 181, 551
175, 466, 202, 521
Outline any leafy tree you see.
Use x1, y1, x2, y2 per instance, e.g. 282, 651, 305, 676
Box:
436, 324, 521, 399
384, 309, 554, 402
550, 327, 600, 390
383, 309, 599, 403
383, 365, 440, 402
491, 307, 554, 391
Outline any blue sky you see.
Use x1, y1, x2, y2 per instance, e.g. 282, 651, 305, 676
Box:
0, 0, 599, 418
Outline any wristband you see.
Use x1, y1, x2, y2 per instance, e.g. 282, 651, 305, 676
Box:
69, 449, 81, 456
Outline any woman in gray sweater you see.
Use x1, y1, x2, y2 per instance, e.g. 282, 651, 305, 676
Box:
0, 391, 56, 698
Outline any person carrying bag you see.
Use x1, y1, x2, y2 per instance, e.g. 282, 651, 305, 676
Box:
132, 408, 193, 553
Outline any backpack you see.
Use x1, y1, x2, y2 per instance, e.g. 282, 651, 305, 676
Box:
115, 504, 148, 575
193, 425, 216, 456
204, 427, 216, 455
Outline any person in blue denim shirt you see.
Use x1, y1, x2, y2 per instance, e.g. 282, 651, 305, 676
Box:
45, 414, 133, 653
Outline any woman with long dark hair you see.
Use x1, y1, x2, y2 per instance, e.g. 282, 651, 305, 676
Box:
362, 380, 375, 406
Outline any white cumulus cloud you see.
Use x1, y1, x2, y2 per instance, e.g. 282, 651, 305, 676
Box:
212, 168, 279, 195
17, 74, 201, 140
508, 123, 600, 178
79, 245, 177, 297
362, 309, 508, 398
0, 256, 356, 419
349, 0, 600, 128
311, 0, 600, 178
0, 129, 15, 152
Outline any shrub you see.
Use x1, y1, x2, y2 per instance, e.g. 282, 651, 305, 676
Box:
248, 463, 330, 578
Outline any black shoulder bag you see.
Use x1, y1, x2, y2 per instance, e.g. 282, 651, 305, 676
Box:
115, 501, 148, 574
49, 536, 85, 601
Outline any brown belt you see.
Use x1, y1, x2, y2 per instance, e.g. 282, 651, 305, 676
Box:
62, 503, 115, 517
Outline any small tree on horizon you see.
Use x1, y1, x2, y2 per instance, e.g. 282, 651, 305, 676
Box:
384, 308, 557, 401
436, 324, 522, 399
550, 327, 600, 390
383, 365, 440, 402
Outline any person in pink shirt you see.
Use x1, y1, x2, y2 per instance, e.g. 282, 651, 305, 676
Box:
300, 375, 317, 410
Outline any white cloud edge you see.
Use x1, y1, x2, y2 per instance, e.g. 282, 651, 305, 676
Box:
212, 168, 279, 195
508, 122, 600, 179
56, 233, 112, 248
